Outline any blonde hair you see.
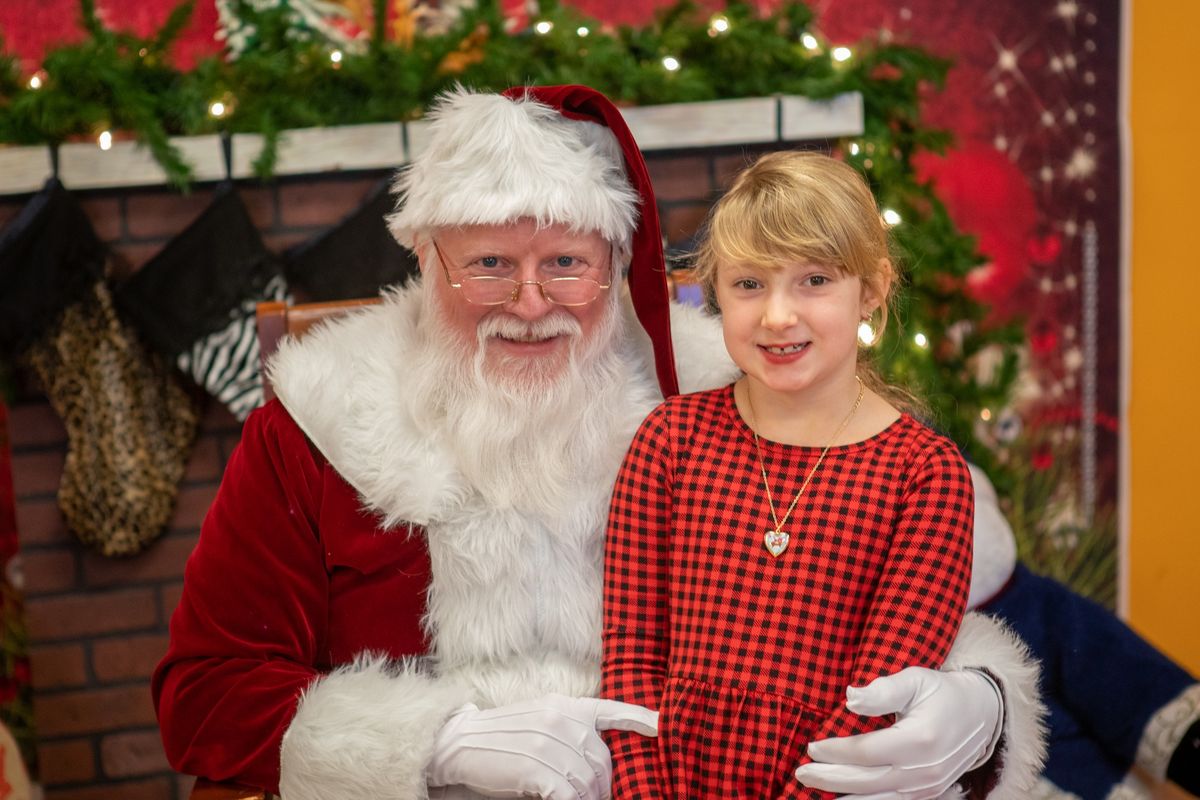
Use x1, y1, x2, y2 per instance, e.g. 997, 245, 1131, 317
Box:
694, 150, 922, 412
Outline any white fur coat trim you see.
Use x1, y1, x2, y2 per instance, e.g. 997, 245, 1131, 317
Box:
280, 655, 467, 800
1135, 682, 1200, 779
945, 612, 1048, 800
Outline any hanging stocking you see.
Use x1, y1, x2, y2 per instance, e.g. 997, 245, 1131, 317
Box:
0, 180, 198, 557
284, 178, 419, 301
116, 184, 288, 421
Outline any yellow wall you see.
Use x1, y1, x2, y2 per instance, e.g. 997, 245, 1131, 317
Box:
1129, 0, 1200, 674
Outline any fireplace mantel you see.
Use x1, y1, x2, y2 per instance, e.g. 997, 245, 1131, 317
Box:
0, 93, 862, 196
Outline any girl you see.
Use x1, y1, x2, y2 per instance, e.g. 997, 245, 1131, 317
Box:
602, 151, 975, 798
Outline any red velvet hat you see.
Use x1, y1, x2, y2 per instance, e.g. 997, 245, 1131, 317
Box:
389, 84, 679, 398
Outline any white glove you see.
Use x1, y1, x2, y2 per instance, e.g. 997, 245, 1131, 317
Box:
795, 667, 1003, 800
426, 693, 658, 799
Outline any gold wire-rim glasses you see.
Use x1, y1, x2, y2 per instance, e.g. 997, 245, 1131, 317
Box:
432, 240, 613, 307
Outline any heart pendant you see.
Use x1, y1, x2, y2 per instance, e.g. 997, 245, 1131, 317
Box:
764, 530, 789, 557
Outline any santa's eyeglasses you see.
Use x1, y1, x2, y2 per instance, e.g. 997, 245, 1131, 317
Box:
432, 240, 612, 307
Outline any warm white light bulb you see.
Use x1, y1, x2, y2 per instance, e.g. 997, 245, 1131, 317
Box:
833, 46, 853, 62
913, 332, 929, 348
710, 16, 730, 33
534, 20, 553, 34
980, 408, 993, 421
848, 142, 860, 155
28, 74, 43, 90
858, 321, 875, 345
98, 130, 113, 151
882, 208, 902, 226
662, 56, 681, 71
209, 101, 226, 118
330, 49, 343, 63
577, 26, 589, 37
802, 33, 819, 50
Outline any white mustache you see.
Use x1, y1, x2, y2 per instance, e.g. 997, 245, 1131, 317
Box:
477, 313, 582, 344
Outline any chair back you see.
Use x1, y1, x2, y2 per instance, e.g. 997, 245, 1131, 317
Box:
256, 297, 381, 403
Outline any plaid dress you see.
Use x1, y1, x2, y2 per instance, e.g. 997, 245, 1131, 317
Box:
602, 385, 974, 799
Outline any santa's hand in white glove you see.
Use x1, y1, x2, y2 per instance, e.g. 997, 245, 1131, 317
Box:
795, 667, 1003, 800
426, 693, 658, 799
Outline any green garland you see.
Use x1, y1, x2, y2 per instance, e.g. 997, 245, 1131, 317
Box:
0, 0, 1025, 490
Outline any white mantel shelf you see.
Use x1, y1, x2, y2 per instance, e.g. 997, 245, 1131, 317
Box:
0, 93, 862, 196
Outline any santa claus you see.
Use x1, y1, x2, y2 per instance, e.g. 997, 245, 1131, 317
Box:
154, 85, 1044, 799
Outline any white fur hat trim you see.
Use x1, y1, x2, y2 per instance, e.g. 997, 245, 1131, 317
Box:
388, 86, 640, 252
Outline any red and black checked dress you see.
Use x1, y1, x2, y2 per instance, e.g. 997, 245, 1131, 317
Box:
602, 385, 974, 799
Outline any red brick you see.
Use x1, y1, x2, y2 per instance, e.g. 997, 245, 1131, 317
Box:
183, 436, 224, 483
0, 200, 23, 231
92, 634, 171, 682
714, 151, 757, 189
38, 738, 96, 783
647, 155, 713, 201
45, 777, 171, 800
263, 231, 314, 254
125, 190, 214, 239
22, 549, 78, 593
6, 401, 67, 447
175, 774, 197, 800
101, 729, 171, 778
240, 185, 278, 229
34, 685, 157, 736
30, 643, 88, 689
13, 497, 72, 546
27, 588, 158, 641
10, 449, 65, 496
159, 582, 184, 622
83, 534, 198, 588
201, 399, 241, 431
111, 241, 167, 273
79, 195, 125, 241
167, 486, 217, 531
278, 178, 375, 228
662, 203, 711, 247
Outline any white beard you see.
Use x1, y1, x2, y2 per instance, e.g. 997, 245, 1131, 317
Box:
409, 277, 631, 517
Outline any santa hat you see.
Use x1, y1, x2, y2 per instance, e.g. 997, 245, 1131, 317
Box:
388, 84, 679, 398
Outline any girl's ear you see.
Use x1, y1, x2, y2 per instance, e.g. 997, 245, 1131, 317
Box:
860, 258, 894, 317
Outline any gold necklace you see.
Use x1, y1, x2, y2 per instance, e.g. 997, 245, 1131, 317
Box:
745, 376, 865, 557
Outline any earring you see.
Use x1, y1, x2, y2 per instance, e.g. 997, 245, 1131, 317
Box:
857, 316, 877, 347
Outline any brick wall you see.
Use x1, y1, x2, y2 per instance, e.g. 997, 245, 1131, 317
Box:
2, 143, 776, 798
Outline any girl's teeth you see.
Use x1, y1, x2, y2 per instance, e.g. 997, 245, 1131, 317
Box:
766, 343, 806, 354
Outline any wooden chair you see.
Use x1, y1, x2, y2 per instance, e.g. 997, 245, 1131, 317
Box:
186, 297, 381, 800
256, 296, 381, 402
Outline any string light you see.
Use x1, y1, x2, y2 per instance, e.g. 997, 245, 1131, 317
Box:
662, 56, 681, 71
534, 20, 553, 34
209, 101, 227, 118
832, 46, 853, 62
708, 15, 730, 36
97, 130, 113, 151
913, 332, 929, 348
576, 26, 589, 37
801, 33, 819, 50
980, 408, 993, 421
882, 208, 902, 226
848, 142, 860, 155
858, 321, 875, 345
330, 50, 343, 69
28, 73, 43, 90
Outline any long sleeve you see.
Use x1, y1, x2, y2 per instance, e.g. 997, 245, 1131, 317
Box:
788, 438, 975, 795
602, 407, 675, 798
153, 401, 465, 798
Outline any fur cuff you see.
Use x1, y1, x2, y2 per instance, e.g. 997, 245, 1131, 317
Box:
280, 655, 470, 800
944, 612, 1048, 800
1135, 682, 1200, 779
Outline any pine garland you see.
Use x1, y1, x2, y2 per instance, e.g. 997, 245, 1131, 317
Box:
0, 0, 1030, 501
